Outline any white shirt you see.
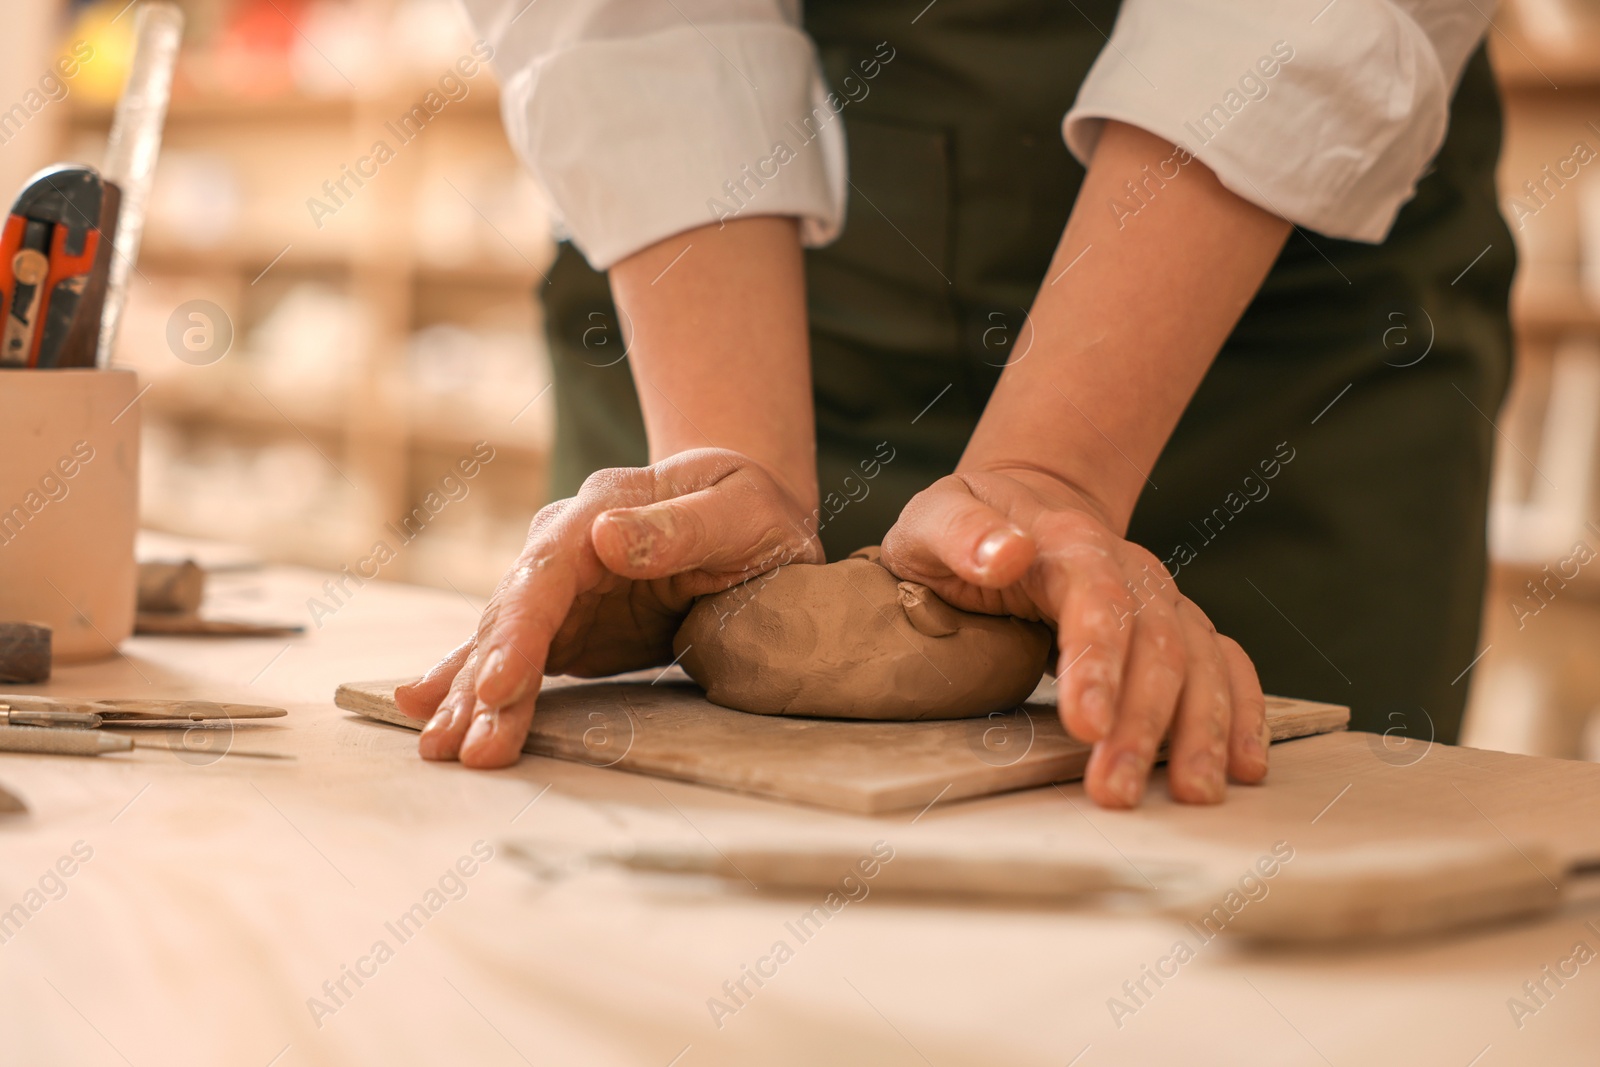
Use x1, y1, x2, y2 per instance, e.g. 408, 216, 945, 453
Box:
459, 0, 1492, 270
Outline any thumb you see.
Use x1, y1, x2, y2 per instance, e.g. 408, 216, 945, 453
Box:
591, 486, 811, 580
884, 483, 1034, 588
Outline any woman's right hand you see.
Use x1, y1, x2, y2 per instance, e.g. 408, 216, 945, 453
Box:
395, 447, 823, 768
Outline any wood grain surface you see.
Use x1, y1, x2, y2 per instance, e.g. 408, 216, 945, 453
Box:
0, 562, 1596, 1066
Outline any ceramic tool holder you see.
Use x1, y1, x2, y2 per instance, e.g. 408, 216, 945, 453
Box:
0, 369, 140, 661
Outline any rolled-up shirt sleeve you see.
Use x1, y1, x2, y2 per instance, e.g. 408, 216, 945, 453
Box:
459, 0, 846, 270
1062, 0, 1491, 243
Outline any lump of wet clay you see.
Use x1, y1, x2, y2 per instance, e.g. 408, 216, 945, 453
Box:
672, 550, 1051, 720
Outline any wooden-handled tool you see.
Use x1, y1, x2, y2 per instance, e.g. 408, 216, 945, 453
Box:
516, 835, 1600, 942
0, 694, 287, 725
0, 695, 291, 760
1155, 838, 1600, 943
0, 723, 291, 760
508, 839, 1169, 899
613, 841, 1156, 897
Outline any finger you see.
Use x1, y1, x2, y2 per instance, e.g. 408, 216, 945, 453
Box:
473, 505, 600, 709
1219, 634, 1269, 784
459, 691, 536, 769
591, 473, 816, 582
395, 636, 473, 721
882, 478, 1034, 588
1163, 600, 1231, 804
1047, 537, 1136, 743
1083, 595, 1184, 808
420, 644, 481, 761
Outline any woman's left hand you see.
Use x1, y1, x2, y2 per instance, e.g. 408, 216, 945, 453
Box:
880, 466, 1269, 808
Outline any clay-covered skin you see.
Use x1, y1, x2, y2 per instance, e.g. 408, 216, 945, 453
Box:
673, 554, 1052, 720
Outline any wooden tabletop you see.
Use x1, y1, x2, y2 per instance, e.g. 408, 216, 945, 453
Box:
2, 563, 1598, 1066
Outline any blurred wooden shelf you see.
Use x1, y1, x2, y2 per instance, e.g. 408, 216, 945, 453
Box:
66, 82, 503, 125
135, 243, 544, 281
139, 240, 356, 274
136, 369, 549, 454
139, 370, 354, 438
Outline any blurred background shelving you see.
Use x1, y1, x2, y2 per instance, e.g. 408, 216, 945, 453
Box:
1466, 0, 1600, 760
4, 0, 1600, 757
3, 0, 555, 597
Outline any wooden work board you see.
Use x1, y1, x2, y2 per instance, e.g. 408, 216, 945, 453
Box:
336, 673, 1350, 814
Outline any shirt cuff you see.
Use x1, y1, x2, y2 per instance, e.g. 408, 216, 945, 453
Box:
499, 22, 846, 270
1062, 0, 1472, 244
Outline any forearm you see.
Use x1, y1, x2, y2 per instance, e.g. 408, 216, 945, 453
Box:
609, 216, 819, 511
962, 121, 1290, 532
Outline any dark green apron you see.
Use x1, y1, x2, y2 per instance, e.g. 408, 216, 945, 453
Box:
536, 0, 1515, 743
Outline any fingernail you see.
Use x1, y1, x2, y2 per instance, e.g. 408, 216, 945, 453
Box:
1242, 723, 1271, 779
462, 705, 499, 753
1243, 727, 1266, 764
974, 529, 1014, 571
477, 646, 529, 705
1080, 685, 1111, 735
612, 511, 668, 568
421, 700, 461, 740
1189, 750, 1226, 803
1106, 752, 1146, 807
479, 645, 507, 683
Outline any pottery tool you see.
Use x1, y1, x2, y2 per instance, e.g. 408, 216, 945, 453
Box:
1155, 838, 1600, 943
0, 694, 287, 720
137, 560, 205, 614
0, 724, 134, 756
132, 559, 305, 637
0, 623, 51, 684
508, 838, 1167, 899
0, 694, 287, 727
0, 165, 120, 368
0, 707, 101, 728
336, 674, 1349, 815
134, 615, 306, 638
509, 835, 1600, 942
0, 723, 291, 760
95, 2, 183, 367
0, 3, 182, 369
